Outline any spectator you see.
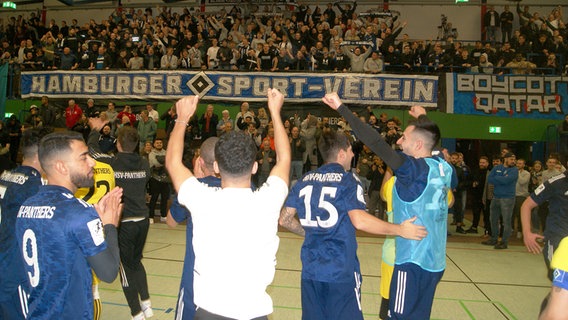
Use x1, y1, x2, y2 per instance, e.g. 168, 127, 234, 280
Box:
541, 53, 561, 75
472, 53, 494, 74
105, 102, 118, 129
500, 6, 514, 44
160, 46, 178, 70
207, 38, 220, 70
301, 115, 319, 171
484, 6, 500, 45
128, 50, 144, 70
381, 119, 402, 149
482, 152, 518, 249
217, 39, 233, 70
363, 51, 383, 73
116, 105, 136, 127
216, 110, 233, 136
467, 156, 490, 234
178, 49, 191, 69
65, 99, 83, 129
290, 50, 310, 71
144, 47, 160, 70
342, 45, 371, 73
513, 158, 530, 239
38, 96, 56, 128
58, 46, 78, 70
6, 115, 21, 164
506, 53, 536, 74
514, 34, 533, 57
91, 46, 111, 70
24, 105, 43, 128
72, 113, 90, 142
114, 49, 129, 69
84, 98, 100, 118
496, 42, 516, 69
98, 123, 116, 154
148, 138, 169, 222
199, 104, 219, 140
427, 43, 452, 71
137, 110, 157, 149
146, 104, 159, 124
257, 43, 277, 71
455, 49, 473, 72
274, 48, 293, 71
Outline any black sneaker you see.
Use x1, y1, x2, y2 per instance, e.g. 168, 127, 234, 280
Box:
456, 226, 467, 234
494, 242, 508, 250
465, 227, 478, 234
481, 239, 497, 246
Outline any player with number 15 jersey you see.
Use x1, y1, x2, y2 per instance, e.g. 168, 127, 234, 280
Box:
285, 161, 366, 320
286, 163, 366, 283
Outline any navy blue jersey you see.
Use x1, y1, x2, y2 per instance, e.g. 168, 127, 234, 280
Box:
0, 166, 43, 300
15, 185, 107, 320
285, 163, 366, 283
171, 175, 221, 320
531, 174, 568, 248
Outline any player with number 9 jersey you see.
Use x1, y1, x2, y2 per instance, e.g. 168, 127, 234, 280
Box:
16, 186, 108, 319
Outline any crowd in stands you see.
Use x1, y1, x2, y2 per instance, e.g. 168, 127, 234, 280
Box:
0, 2, 565, 77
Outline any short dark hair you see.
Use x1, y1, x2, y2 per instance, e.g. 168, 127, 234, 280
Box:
318, 131, 350, 164
215, 131, 256, 178
117, 126, 140, 152
39, 131, 84, 172
408, 115, 440, 152
22, 128, 51, 160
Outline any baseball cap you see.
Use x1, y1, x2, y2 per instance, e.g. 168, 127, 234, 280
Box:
29, 105, 38, 111
503, 152, 515, 158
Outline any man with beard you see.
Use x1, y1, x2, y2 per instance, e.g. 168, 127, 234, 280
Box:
15, 131, 123, 319
467, 156, 490, 234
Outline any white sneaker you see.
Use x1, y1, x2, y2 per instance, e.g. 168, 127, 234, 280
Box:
160, 217, 167, 222
141, 299, 154, 318
132, 311, 145, 320
149, 218, 154, 224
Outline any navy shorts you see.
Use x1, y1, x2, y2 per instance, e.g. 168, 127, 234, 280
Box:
388, 263, 444, 320
301, 272, 364, 320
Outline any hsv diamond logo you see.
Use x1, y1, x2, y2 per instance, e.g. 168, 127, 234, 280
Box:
187, 72, 214, 97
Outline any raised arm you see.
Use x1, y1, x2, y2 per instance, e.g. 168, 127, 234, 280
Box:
322, 92, 405, 170
166, 96, 199, 192
267, 88, 291, 185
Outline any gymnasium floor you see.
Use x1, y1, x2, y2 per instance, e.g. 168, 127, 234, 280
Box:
99, 220, 550, 320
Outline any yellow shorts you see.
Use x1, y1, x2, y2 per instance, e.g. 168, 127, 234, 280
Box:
380, 261, 394, 299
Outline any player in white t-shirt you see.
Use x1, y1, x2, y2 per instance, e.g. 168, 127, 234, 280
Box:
166, 88, 290, 319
